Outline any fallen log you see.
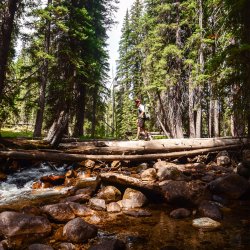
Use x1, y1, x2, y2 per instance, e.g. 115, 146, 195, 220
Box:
100, 172, 162, 197
103, 137, 250, 150
0, 144, 245, 162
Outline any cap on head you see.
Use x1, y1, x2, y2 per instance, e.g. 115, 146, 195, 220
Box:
135, 99, 141, 103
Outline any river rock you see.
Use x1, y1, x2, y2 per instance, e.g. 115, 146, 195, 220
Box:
0, 243, 5, 250
63, 217, 97, 243
169, 208, 191, 219
141, 168, 157, 182
243, 150, 250, 162
198, 200, 222, 220
61, 193, 90, 203
161, 180, 209, 206
88, 214, 102, 224
216, 156, 230, 166
28, 244, 53, 250
122, 188, 148, 208
156, 166, 181, 181
67, 202, 94, 216
57, 243, 76, 250
97, 186, 122, 203
123, 209, 152, 217
89, 198, 106, 211
65, 169, 78, 178
192, 217, 221, 231
42, 203, 75, 222
75, 187, 95, 196
40, 175, 65, 185
237, 162, 250, 178
0, 172, 7, 181
106, 202, 121, 213
88, 239, 126, 250
208, 173, 250, 199
0, 211, 51, 246
84, 160, 95, 169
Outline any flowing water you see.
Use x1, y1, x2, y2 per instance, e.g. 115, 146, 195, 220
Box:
95, 202, 250, 250
0, 164, 250, 249
0, 163, 77, 210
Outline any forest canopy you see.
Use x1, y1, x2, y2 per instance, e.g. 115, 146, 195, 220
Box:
0, 0, 250, 144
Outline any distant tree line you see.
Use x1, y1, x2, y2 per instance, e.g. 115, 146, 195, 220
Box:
0, 0, 250, 143
0, 0, 118, 145
115, 0, 250, 139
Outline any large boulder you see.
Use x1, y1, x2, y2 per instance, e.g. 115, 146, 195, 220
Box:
63, 218, 97, 243
97, 186, 122, 203
208, 174, 250, 199
161, 180, 210, 206
0, 211, 51, 246
42, 203, 75, 222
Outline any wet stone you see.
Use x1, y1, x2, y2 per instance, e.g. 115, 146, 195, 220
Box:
63, 217, 98, 243
67, 202, 94, 217
208, 173, 250, 199
97, 186, 122, 203
89, 198, 106, 211
28, 244, 54, 250
122, 188, 148, 208
192, 217, 221, 231
123, 209, 152, 217
141, 168, 157, 182
42, 203, 75, 222
198, 200, 223, 220
57, 242, 76, 250
106, 202, 121, 213
169, 208, 191, 219
88, 239, 126, 250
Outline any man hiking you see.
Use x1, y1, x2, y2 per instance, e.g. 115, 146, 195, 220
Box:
135, 99, 152, 140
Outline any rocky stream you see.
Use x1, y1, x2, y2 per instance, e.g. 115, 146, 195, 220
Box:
0, 148, 250, 250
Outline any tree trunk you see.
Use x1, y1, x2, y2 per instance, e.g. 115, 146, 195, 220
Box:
73, 82, 86, 137
45, 110, 69, 147
33, 0, 52, 137
208, 98, 214, 137
214, 99, 220, 137
195, 0, 204, 138
91, 87, 97, 138
189, 81, 196, 138
0, 0, 18, 102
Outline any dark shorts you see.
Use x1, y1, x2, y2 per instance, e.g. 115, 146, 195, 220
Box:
138, 118, 145, 128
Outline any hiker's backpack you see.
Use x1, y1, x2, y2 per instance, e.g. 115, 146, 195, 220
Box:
144, 104, 150, 120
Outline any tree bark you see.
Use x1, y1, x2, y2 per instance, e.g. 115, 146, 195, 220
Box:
194, 0, 205, 138
44, 110, 69, 147
0, 0, 19, 102
189, 80, 196, 138
33, 0, 52, 137
73, 82, 86, 137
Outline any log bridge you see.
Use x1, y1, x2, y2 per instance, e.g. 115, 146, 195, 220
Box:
0, 137, 249, 163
